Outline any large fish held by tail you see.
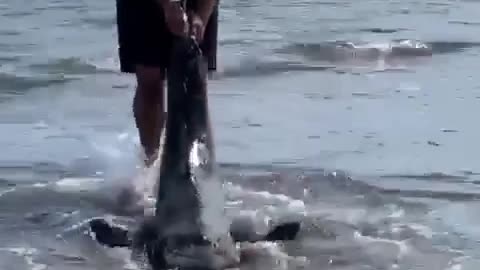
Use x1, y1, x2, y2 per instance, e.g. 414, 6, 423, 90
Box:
152, 35, 237, 269
89, 36, 302, 269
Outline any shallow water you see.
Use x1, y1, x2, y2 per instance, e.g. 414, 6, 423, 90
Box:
1, 0, 480, 269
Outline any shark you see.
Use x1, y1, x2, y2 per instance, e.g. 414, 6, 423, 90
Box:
89, 36, 301, 269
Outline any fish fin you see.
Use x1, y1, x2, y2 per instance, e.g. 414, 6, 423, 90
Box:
263, 221, 301, 242
89, 218, 131, 248
232, 221, 301, 243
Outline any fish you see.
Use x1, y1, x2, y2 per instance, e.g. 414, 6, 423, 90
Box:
89, 217, 301, 251
89, 36, 302, 269
151, 35, 236, 270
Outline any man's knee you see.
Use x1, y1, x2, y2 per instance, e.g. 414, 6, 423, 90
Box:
135, 65, 165, 100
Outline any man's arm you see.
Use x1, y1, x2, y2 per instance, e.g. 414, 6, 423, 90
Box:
156, 0, 216, 23
195, 0, 218, 25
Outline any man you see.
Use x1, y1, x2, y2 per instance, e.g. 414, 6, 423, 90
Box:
115, 0, 218, 166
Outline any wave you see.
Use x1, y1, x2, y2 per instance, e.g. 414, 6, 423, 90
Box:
80, 16, 115, 29
28, 57, 115, 76
381, 172, 469, 182
276, 39, 480, 62
218, 59, 333, 78
449, 20, 480, 26
2, 11, 36, 18
358, 28, 408, 34
0, 160, 472, 270
218, 39, 479, 76
0, 55, 22, 63
219, 163, 480, 205
0, 72, 77, 93
0, 30, 21, 36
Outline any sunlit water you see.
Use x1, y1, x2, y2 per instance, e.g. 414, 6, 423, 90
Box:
1, 0, 480, 269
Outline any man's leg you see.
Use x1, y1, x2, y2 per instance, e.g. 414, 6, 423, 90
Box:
133, 65, 166, 165
116, 0, 173, 165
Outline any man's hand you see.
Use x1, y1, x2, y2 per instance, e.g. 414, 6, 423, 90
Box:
163, 1, 188, 37
161, 0, 215, 42
189, 13, 206, 42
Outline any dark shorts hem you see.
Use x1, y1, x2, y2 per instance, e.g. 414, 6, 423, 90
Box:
115, 0, 218, 74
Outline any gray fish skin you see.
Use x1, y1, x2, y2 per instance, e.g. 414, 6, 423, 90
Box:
152, 36, 239, 270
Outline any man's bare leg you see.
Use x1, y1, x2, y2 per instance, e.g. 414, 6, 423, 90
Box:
133, 65, 166, 166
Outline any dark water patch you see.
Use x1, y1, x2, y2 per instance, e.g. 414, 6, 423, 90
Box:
427, 140, 441, 146
220, 60, 332, 78
359, 28, 407, 34
3, 11, 37, 18
33, 6, 49, 11
80, 16, 115, 29
0, 179, 16, 188
458, 170, 480, 176
24, 212, 51, 224
0, 55, 22, 63
29, 57, 112, 75
0, 73, 77, 92
315, 1, 351, 6
440, 128, 459, 133
0, 30, 21, 36
449, 20, 480, 26
112, 83, 130, 89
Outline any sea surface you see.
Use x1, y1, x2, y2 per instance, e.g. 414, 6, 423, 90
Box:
1, 0, 480, 269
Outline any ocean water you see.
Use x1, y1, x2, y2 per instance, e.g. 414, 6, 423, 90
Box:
1, 0, 480, 269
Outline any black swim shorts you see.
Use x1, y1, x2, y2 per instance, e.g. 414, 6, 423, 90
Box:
115, 0, 218, 73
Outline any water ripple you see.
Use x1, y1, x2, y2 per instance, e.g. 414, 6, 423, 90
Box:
0, 73, 77, 92
29, 57, 113, 76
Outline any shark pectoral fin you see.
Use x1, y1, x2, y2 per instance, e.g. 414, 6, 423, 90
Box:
89, 218, 132, 248
231, 221, 302, 243
263, 222, 301, 242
